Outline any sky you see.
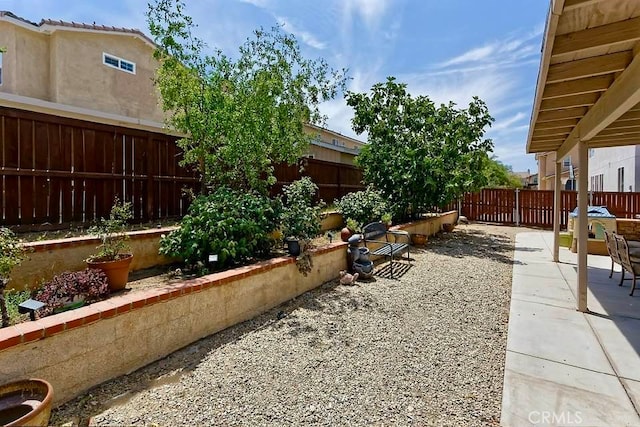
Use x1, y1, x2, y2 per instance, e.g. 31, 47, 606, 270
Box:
3, 0, 549, 173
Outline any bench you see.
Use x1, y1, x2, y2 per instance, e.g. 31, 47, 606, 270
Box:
362, 222, 411, 278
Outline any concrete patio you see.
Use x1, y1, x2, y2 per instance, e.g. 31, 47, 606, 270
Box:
502, 231, 640, 426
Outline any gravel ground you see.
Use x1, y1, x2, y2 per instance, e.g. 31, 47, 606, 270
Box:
52, 223, 518, 426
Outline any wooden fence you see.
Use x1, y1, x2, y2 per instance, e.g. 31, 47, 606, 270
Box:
272, 157, 365, 203
454, 188, 640, 229
0, 107, 198, 229
0, 107, 364, 229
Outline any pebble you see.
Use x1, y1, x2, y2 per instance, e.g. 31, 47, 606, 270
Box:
52, 224, 516, 426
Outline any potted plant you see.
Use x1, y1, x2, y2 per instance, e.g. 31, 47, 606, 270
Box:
381, 213, 393, 229
0, 228, 26, 327
86, 198, 134, 291
281, 177, 323, 257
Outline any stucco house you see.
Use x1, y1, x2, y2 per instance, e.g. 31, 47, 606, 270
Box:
536, 147, 580, 190
0, 11, 363, 165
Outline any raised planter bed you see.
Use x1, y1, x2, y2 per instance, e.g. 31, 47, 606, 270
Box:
9, 228, 178, 291
0, 211, 457, 407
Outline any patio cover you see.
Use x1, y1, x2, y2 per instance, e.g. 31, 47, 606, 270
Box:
526, 0, 640, 311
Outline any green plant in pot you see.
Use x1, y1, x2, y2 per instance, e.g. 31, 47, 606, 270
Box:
281, 177, 323, 259
0, 228, 26, 327
381, 213, 393, 229
86, 198, 134, 291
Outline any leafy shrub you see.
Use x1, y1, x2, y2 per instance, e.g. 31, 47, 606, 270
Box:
159, 187, 281, 271
87, 197, 133, 261
336, 187, 390, 226
5, 289, 31, 325
281, 177, 324, 240
0, 227, 27, 327
34, 269, 109, 316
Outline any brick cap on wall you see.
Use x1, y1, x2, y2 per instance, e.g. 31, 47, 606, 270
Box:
0, 240, 346, 352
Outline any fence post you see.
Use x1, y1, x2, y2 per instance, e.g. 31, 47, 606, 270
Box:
515, 188, 520, 226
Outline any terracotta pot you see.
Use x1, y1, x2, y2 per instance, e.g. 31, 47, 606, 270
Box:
340, 227, 353, 242
412, 233, 427, 246
87, 253, 133, 292
0, 378, 53, 427
443, 223, 455, 232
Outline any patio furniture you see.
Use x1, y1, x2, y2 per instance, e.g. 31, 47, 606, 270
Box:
362, 222, 410, 279
603, 231, 622, 283
614, 234, 640, 296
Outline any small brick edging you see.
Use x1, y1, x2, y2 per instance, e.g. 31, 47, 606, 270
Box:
23, 227, 178, 253
0, 241, 347, 352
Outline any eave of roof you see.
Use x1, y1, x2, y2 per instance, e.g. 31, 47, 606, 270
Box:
0, 10, 155, 48
526, 0, 640, 158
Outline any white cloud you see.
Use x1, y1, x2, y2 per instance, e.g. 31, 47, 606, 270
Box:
276, 16, 326, 50
492, 112, 527, 131
342, 0, 391, 28
438, 30, 541, 69
237, 0, 271, 8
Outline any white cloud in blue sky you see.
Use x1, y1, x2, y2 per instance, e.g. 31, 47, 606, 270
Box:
2, 0, 548, 172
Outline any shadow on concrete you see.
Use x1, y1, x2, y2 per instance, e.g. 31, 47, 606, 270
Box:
582, 264, 640, 364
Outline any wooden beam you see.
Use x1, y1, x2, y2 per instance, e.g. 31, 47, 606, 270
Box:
604, 119, 640, 130
588, 138, 640, 148
531, 136, 565, 147
596, 127, 640, 137
546, 51, 631, 83
552, 16, 640, 60
526, 0, 566, 154
535, 118, 579, 130
563, 0, 608, 11
537, 107, 588, 122
616, 110, 640, 122
533, 127, 574, 138
557, 52, 640, 159
539, 93, 600, 111
542, 75, 612, 99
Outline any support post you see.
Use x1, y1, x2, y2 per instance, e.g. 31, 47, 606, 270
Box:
515, 188, 520, 226
577, 142, 589, 312
553, 161, 562, 262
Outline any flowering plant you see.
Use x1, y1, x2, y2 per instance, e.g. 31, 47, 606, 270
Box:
34, 269, 109, 316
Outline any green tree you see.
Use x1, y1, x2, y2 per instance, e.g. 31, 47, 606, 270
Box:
147, 0, 347, 194
482, 156, 523, 188
346, 77, 494, 219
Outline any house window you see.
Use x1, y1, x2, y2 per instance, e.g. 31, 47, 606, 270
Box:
562, 156, 571, 167
591, 174, 604, 191
618, 167, 625, 192
102, 53, 136, 74
589, 148, 595, 158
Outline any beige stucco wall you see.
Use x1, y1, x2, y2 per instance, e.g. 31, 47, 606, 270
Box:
536, 146, 581, 191
0, 22, 50, 99
308, 144, 342, 163
0, 244, 347, 405
0, 20, 163, 122
9, 228, 177, 291
49, 31, 163, 122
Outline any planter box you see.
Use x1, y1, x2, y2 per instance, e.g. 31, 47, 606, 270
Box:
9, 228, 178, 291
0, 241, 347, 406
0, 212, 457, 407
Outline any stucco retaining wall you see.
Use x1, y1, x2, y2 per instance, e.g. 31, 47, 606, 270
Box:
9, 227, 178, 291
0, 242, 347, 405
